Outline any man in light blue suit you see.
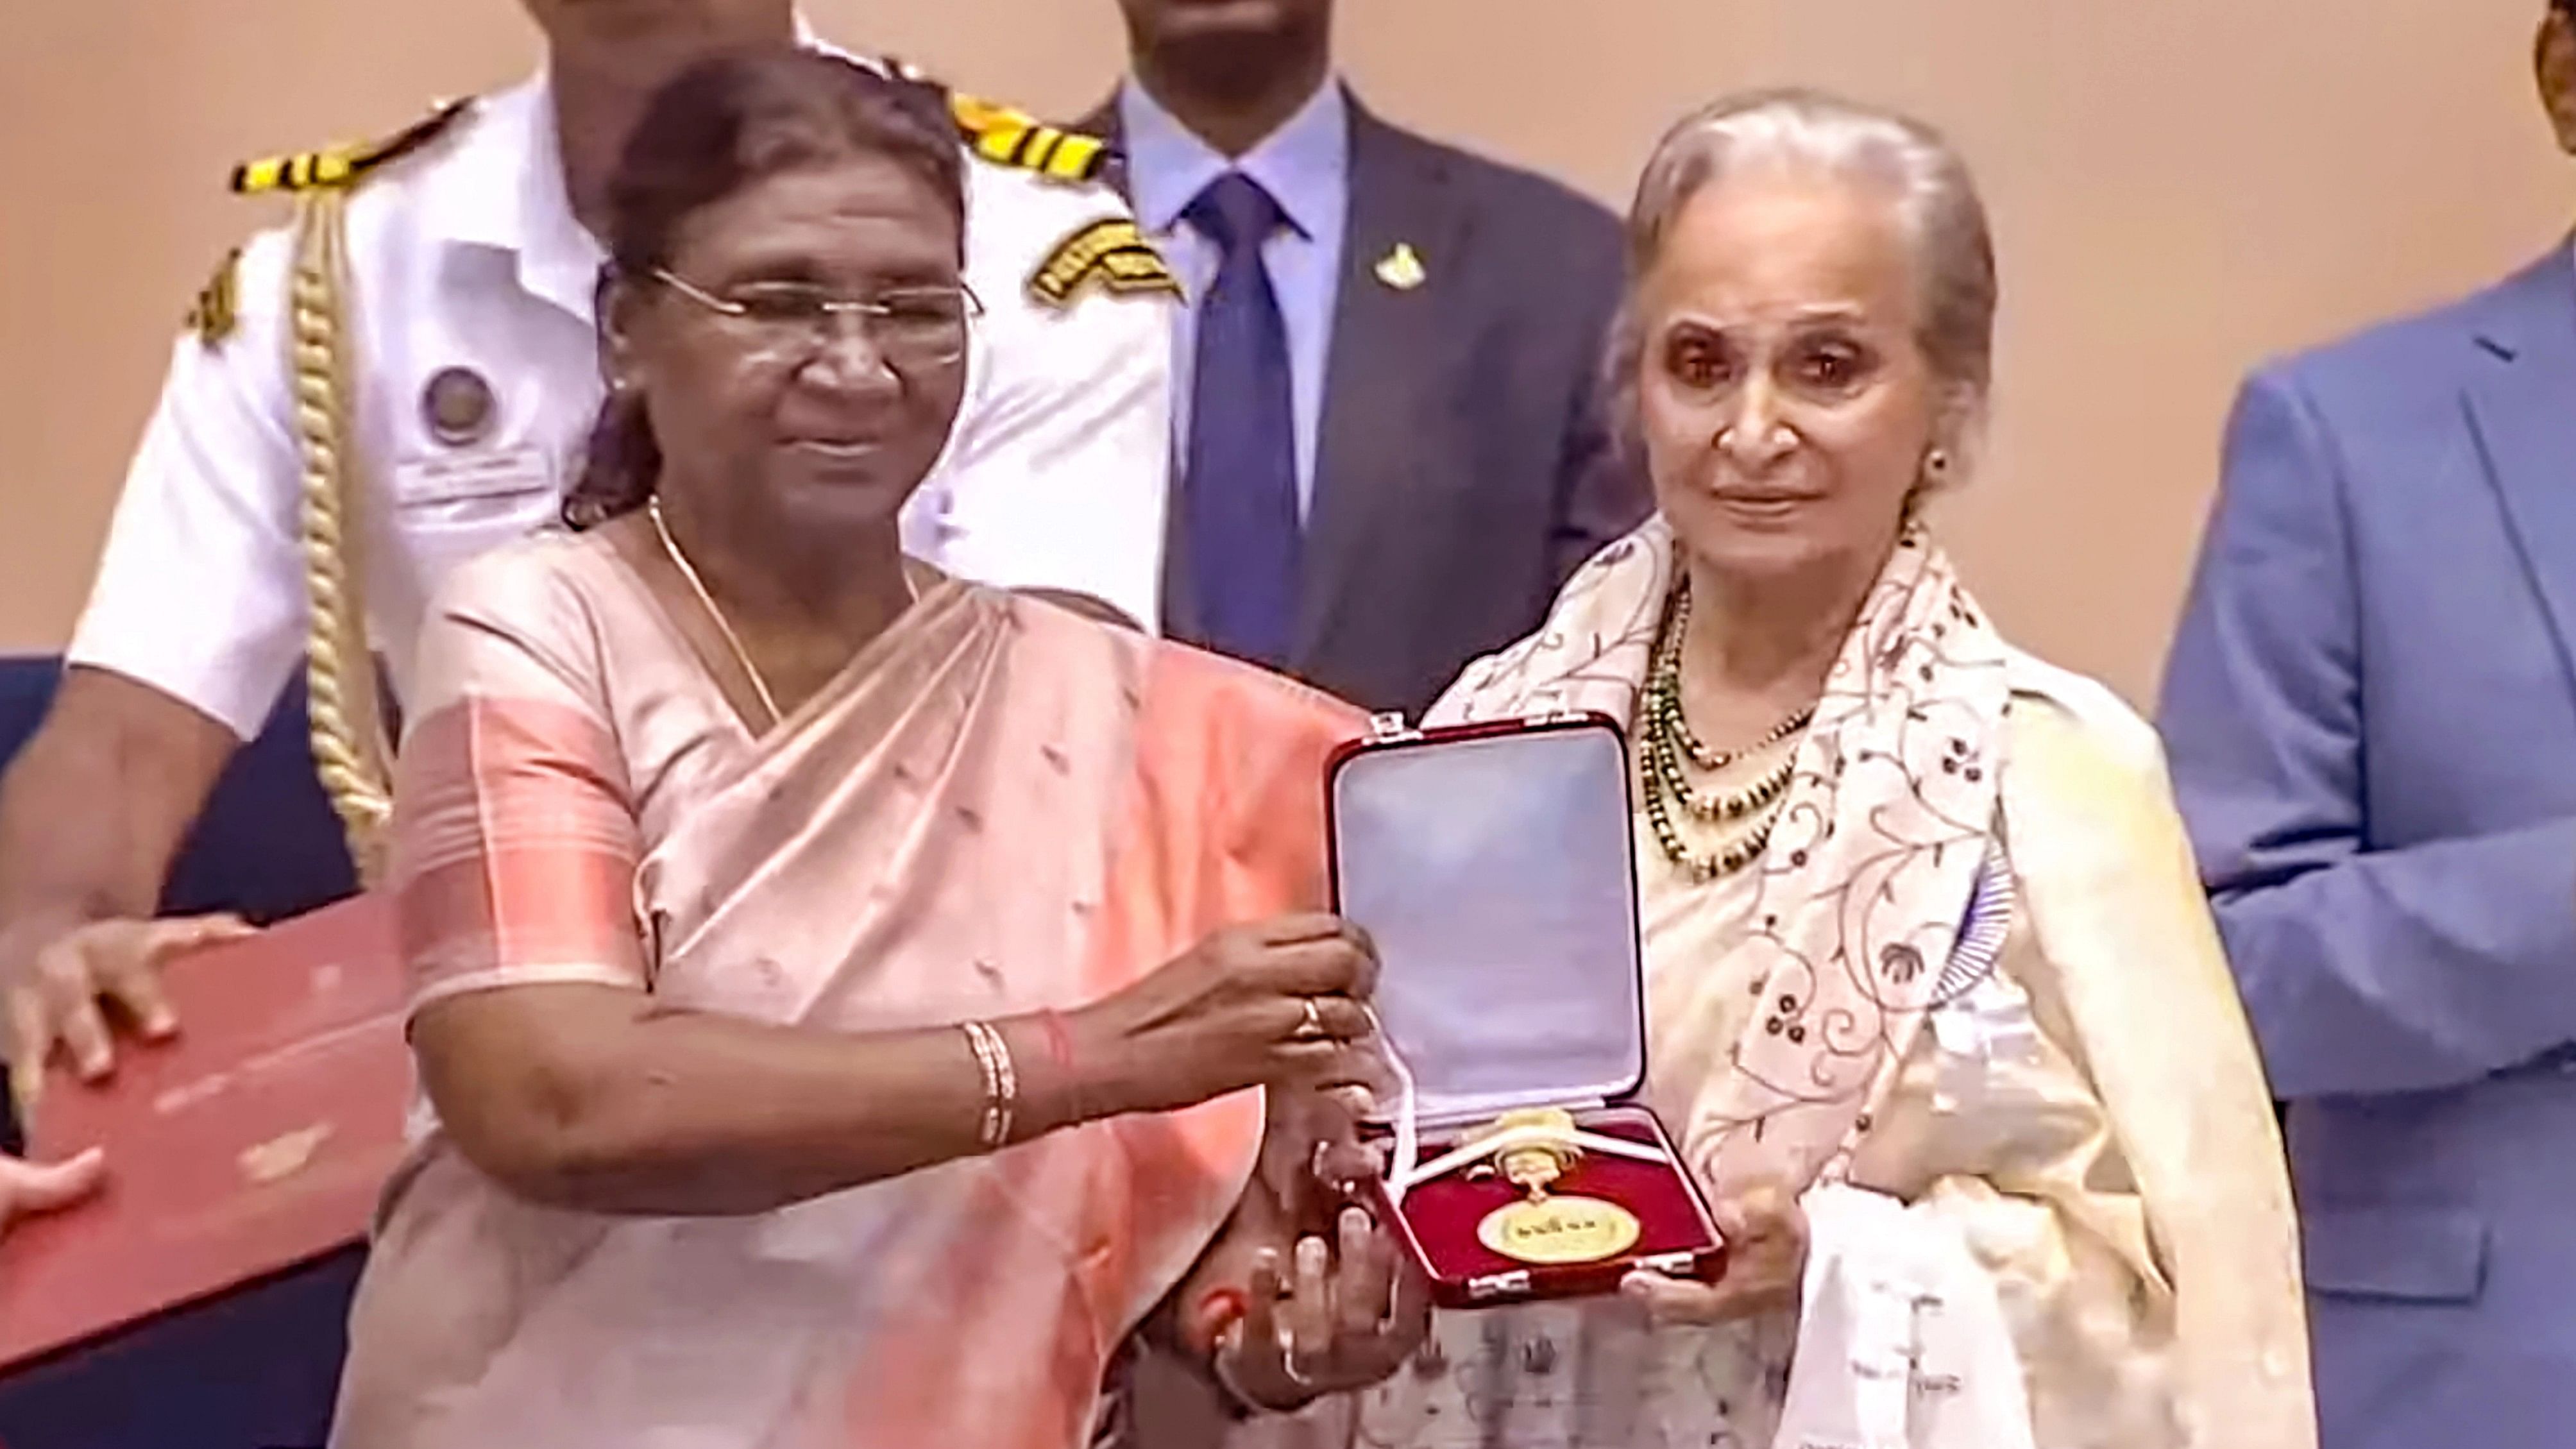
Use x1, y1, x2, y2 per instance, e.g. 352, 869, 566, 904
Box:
2158, 5, 2576, 1445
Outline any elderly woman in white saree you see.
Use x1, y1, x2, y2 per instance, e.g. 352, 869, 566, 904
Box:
1241, 89, 2315, 1449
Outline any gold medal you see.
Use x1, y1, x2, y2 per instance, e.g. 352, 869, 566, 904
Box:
1479, 1193, 1642, 1264
1468, 1107, 1644, 1266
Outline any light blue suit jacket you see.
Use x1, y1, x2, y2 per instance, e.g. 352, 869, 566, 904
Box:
2160, 240, 2576, 1449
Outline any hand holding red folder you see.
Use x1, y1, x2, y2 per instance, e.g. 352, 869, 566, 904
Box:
4, 912, 259, 1110
0, 894, 408, 1370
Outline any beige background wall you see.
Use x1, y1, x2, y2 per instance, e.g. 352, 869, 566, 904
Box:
1, 1, 2569, 705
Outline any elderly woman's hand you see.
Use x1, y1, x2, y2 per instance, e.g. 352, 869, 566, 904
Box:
1621, 1182, 1807, 1325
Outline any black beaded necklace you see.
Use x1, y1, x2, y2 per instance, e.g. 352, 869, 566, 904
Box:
1638, 584, 1814, 881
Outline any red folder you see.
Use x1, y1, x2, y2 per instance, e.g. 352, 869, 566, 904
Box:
0, 894, 410, 1368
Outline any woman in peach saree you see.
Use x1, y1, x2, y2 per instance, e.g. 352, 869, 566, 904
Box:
328, 51, 1423, 1449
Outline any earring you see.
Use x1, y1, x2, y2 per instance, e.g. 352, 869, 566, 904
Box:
1925, 448, 1952, 479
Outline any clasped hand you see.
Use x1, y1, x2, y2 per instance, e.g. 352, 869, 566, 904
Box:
1215, 1203, 1431, 1411
1183, 1081, 1428, 1412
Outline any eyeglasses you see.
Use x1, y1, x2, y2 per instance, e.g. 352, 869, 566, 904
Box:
652, 269, 982, 366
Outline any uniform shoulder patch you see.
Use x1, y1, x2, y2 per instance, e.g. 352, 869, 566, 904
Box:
185, 246, 243, 346
230, 96, 471, 196
951, 92, 1113, 187
1028, 218, 1182, 309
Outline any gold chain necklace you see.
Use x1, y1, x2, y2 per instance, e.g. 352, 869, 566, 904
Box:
1640, 585, 1814, 881
647, 496, 783, 731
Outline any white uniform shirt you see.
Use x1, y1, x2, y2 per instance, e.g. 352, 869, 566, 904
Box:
67, 64, 1174, 740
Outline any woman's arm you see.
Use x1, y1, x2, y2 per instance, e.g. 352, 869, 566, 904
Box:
416, 911, 1377, 1218
1992, 688, 2314, 1448
393, 560, 1375, 1219
417, 984, 1075, 1215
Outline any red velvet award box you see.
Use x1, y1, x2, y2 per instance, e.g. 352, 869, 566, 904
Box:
1327, 712, 1726, 1310
0, 893, 410, 1370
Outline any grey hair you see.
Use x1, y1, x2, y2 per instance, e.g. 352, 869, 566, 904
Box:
1607, 87, 1999, 490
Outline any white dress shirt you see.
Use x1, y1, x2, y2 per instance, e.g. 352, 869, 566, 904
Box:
68, 55, 1176, 739
1117, 78, 1348, 518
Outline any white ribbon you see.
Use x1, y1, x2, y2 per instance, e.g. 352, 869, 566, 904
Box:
1368, 1013, 1672, 1205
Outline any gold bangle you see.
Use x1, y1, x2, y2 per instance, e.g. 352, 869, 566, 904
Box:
967, 1022, 1005, 1148
961, 1020, 1017, 1150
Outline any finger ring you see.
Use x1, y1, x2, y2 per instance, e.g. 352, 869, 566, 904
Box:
1294, 996, 1329, 1042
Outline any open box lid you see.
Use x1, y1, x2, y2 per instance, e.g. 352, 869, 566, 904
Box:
1326, 712, 1645, 1126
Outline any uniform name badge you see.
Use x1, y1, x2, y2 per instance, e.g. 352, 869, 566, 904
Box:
392, 445, 555, 509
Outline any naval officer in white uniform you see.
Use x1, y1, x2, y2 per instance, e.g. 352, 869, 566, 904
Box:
0, 0, 1181, 1106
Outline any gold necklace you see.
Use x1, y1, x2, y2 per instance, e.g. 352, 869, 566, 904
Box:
1640, 585, 1814, 881
647, 496, 783, 730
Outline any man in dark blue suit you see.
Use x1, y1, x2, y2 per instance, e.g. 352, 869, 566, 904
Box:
1088, 0, 1648, 720
2157, 4, 2576, 1445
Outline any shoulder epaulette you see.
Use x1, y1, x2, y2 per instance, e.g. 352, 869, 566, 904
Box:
230, 96, 471, 196
950, 93, 1112, 187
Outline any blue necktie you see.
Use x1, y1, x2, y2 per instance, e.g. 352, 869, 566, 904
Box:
1180, 171, 1301, 669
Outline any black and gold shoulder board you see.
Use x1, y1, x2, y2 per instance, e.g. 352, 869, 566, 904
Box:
1028, 218, 1181, 309
951, 93, 1112, 187
229, 96, 471, 196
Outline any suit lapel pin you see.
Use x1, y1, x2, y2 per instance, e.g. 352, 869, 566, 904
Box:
1374, 242, 1427, 292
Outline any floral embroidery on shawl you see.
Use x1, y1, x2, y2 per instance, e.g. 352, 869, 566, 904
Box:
1427, 518, 2011, 1195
